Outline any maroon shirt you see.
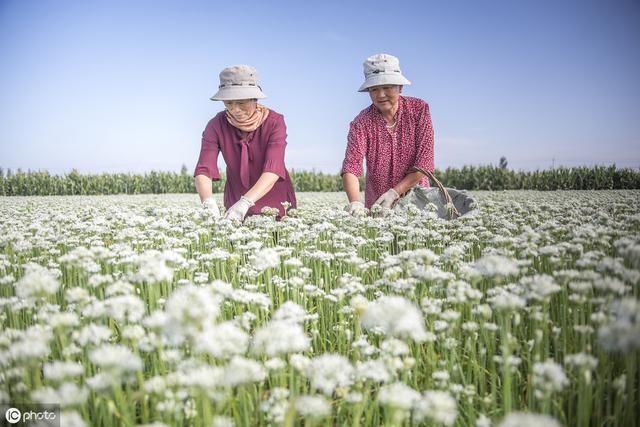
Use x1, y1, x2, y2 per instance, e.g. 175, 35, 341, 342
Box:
341, 96, 435, 208
194, 110, 297, 217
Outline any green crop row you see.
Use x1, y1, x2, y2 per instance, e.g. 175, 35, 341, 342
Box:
0, 164, 638, 196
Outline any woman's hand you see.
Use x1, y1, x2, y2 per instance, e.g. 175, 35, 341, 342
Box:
373, 188, 400, 209
202, 197, 220, 218
224, 196, 254, 222
345, 200, 367, 216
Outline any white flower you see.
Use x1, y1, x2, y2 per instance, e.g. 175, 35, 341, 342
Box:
564, 352, 598, 370
305, 354, 354, 396
223, 356, 267, 387
9, 325, 52, 361
412, 390, 458, 426
252, 320, 310, 357
471, 255, 520, 278
379, 338, 410, 356
49, 312, 80, 329
488, 289, 526, 311
212, 416, 235, 427
598, 297, 640, 353
289, 354, 311, 371
497, 412, 561, 427
85, 373, 113, 392
178, 364, 224, 391
59, 410, 87, 427
265, 357, 287, 370
65, 287, 90, 303
88, 274, 113, 289
15, 263, 59, 299
104, 294, 145, 323
520, 274, 561, 302
432, 370, 450, 385
75, 323, 112, 346
295, 395, 331, 418
162, 284, 222, 345
251, 248, 280, 272
378, 382, 421, 411
260, 387, 289, 423
532, 360, 569, 398
31, 383, 89, 407
122, 324, 146, 341
89, 344, 143, 377
476, 414, 491, 427
43, 361, 84, 381
273, 301, 308, 323
361, 296, 427, 342
355, 359, 391, 383
195, 321, 249, 358
130, 250, 180, 283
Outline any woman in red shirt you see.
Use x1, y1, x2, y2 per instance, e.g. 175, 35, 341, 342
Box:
341, 54, 435, 215
194, 65, 297, 221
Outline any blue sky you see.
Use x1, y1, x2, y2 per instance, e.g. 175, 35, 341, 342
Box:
1, 0, 639, 174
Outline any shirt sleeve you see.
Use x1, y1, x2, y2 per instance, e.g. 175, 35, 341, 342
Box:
412, 101, 435, 174
341, 120, 367, 177
193, 126, 221, 180
262, 115, 287, 180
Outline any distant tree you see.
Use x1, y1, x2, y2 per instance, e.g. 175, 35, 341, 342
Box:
499, 156, 508, 169
180, 164, 188, 175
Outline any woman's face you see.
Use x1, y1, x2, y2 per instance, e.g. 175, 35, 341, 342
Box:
223, 99, 257, 121
368, 85, 402, 115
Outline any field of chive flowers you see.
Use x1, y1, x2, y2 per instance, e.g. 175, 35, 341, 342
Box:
1, 191, 639, 427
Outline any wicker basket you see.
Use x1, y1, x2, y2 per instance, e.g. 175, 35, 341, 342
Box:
411, 167, 476, 220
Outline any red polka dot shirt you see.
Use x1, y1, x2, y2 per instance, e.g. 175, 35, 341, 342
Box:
341, 96, 435, 208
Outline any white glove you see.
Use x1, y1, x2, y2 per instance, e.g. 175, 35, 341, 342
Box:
373, 189, 400, 209
345, 201, 366, 216
202, 197, 220, 218
224, 196, 254, 222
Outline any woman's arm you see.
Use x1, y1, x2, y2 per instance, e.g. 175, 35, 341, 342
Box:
193, 124, 221, 203
342, 172, 362, 203
393, 171, 424, 196
195, 174, 214, 202
243, 172, 280, 203
341, 121, 367, 205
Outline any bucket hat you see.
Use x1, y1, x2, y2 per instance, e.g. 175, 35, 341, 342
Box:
210, 65, 267, 101
358, 53, 411, 92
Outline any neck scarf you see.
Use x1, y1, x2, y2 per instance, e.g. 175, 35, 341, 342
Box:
226, 104, 270, 133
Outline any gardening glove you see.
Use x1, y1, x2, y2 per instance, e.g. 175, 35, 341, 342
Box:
345, 201, 367, 216
373, 188, 400, 209
202, 197, 220, 218
224, 196, 254, 222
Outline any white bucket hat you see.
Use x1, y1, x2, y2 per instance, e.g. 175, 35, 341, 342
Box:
358, 53, 411, 92
210, 65, 267, 101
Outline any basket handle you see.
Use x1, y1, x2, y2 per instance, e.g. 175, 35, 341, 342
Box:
412, 167, 460, 219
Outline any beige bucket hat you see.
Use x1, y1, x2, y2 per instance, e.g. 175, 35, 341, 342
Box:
210, 65, 267, 101
358, 53, 411, 92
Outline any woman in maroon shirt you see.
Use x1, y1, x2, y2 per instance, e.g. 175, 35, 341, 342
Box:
341, 54, 434, 215
194, 65, 297, 221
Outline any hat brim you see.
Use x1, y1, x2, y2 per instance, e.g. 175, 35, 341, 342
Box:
210, 86, 267, 101
358, 74, 411, 92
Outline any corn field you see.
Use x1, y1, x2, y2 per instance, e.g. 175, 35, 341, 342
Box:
1, 165, 638, 196
0, 191, 639, 426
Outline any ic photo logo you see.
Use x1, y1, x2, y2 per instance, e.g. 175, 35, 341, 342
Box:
2, 405, 59, 425
5, 407, 21, 424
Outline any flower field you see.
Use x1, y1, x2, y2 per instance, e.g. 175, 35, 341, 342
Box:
0, 191, 638, 426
